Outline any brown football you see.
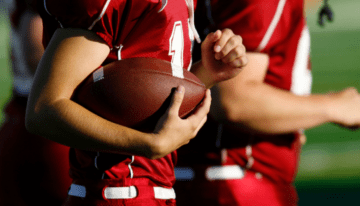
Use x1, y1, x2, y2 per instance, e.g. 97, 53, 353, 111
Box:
73, 57, 206, 132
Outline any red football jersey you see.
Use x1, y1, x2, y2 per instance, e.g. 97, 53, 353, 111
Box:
41, 0, 198, 188
179, 0, 311, 185
211, 0, 311, 184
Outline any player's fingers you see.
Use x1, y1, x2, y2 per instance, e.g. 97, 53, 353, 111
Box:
187, 89, 211, 123
229, 55, 249, 68
221, 44, 247, 65
344, 87, 358, 95
214, 29, 235, 50
215, 34, 243, 60
299, 131, 307, 146
193, 115, 208, 135
214, 29, 241, 60
167, 86, 185, 116
201, 30, 222, 56
212, 30, 222, 43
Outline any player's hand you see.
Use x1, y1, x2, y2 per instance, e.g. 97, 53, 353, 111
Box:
151, 86, 211, 159
299, 130, 307, 146
201, 29, 248, 87
327, 87, 360, 129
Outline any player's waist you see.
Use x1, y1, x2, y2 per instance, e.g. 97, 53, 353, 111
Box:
68, 184, 175, 200
175, 163, 296, 184
68, 178, 175, 200
174, 164, 295, 185
69, 150, 177, 187
175, 165, 247, 181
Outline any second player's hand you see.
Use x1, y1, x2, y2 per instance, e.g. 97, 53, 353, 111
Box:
201, 29, 248, 87
151, 86, 211, 159
327, 87, 360, 129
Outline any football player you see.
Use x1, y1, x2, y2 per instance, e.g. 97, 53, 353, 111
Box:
25, 0, 248, 205
174, 0, 360, 205
0, 0, 72, 205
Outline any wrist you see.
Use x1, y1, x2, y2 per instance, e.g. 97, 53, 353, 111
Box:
323, 94, 339, 123
190, 61, 215, 88
146, 133, 168, 159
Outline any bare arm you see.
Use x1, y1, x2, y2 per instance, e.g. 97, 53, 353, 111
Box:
19, 10, 44, 74
26, 28, 211, 159
211, 52, 360, 134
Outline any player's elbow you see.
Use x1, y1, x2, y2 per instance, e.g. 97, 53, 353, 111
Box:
215, 91, 257, 124
25, 106, 41, 135
216, 100, 243, 124
25, 101, 48, 136
25, 117, 38, 137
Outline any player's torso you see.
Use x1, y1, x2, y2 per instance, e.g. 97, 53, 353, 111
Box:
179, 0, 310, 184
43, 0, 196, 187
212, 0, 310, 93
223, 0, 309, 184
106, 0, 195, 71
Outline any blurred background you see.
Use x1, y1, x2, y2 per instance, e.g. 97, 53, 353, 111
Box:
0, 0, 359, 205
297, 0, 360, 205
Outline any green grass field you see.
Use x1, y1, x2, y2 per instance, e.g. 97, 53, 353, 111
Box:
297, 1, 360, 204
0, 15, 11, 125
0, 1, 360, 205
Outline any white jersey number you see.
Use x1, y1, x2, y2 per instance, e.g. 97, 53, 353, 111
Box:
169, 21, 185, 78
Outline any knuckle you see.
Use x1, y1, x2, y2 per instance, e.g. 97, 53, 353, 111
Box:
234, 47, 243, 56
233, 45, 245, 57
173, 94, 184, 103
174, 98, 183, 105
229, 36, 238, 46
241, 44, 246, 53
241, 56, 249, 66
230, 52, 238, 61
350, 87, 358, 93
230, 53, 239, 63
223, 28, 233, 35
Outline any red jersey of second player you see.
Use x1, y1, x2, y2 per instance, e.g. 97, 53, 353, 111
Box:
42, 0, 197, 188
178, 0, 311, 185
212, 0, 311, 184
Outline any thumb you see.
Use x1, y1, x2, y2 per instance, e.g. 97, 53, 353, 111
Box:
167, 86, 185, 116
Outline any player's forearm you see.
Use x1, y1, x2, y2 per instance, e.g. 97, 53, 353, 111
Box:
214, 82, 333, 134
25, 98, 161, 159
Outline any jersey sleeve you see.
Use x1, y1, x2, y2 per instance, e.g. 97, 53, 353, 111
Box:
45, 0, 127, 48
